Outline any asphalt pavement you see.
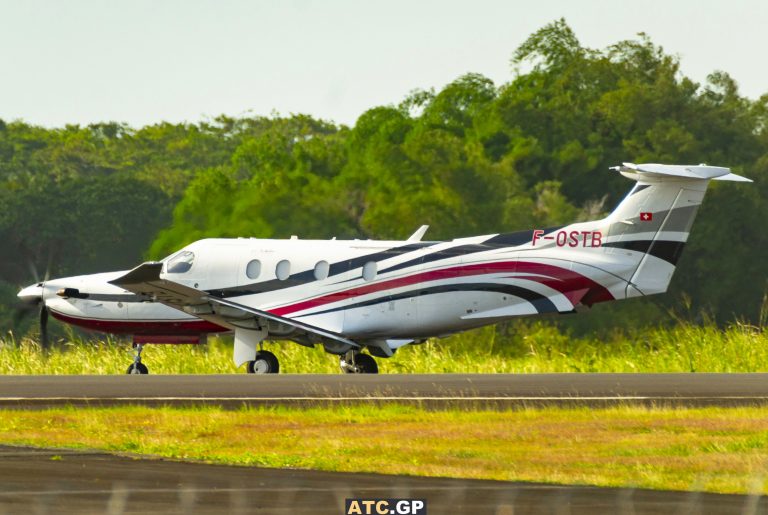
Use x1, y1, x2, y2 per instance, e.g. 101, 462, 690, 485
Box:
1, 373, 768, 408
0, 445, 764, 515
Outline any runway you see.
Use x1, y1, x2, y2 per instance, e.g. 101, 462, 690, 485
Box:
0, 445, 764, 515
2, 373, 768, 408
3, 377, 768, 514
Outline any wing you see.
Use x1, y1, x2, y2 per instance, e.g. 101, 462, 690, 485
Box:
108, 262, 359, 349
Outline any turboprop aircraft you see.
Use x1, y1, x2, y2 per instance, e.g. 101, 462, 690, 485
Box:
17, 163, 751, 374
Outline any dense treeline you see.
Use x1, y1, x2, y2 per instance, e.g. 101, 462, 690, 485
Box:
1, 20, 766, 335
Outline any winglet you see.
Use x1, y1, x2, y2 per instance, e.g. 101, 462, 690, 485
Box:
407, 225, 429, 242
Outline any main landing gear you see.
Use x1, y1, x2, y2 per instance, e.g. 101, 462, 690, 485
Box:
126, 343, 149, 375
340, 351, 378, 374
246, 350, 280, 374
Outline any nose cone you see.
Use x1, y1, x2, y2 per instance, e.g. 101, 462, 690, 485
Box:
18, 283, 44, 304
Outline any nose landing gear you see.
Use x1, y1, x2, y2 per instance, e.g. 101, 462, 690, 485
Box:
126, 343, 149, 374
340, 351, 378, 374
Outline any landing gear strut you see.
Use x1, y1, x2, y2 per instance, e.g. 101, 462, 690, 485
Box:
247, 350, 280, 374
340, 351, 378, 374
126, 344, 149, 375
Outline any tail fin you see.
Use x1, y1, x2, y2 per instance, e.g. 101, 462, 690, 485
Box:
603, 163, 751, 298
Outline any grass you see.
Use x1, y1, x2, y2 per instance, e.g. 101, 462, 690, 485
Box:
0, 320, 765, 374
2, 321, 767, 494
1, 405, 768, 494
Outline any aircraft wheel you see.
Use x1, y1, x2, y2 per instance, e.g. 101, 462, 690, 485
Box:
126, 363, 149, 375
247, 350, 279, 374
355, 353, 378, 374
341, 353, 378, 374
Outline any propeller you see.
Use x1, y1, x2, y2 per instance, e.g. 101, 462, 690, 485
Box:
17, 259, 53, 348
15, 286, 49, 348
28, 261, 40, 284
39, 303, 49, 349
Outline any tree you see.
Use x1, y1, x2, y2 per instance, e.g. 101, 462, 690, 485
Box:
1, 20, 766, 330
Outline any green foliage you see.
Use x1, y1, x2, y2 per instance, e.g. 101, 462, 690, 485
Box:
0, 174, 171, 279
0, 19, 766, 333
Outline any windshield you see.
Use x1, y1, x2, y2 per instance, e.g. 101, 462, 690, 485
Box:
165, 251, 195, 274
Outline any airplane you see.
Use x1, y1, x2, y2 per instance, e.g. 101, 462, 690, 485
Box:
17, 162, 751, 374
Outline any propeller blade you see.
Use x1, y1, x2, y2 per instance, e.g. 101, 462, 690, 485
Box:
39, 304, 49, 348
27, 261, 40, 284
44, 251, 52, 282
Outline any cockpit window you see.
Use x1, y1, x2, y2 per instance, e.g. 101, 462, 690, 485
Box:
166, 251, 195, 274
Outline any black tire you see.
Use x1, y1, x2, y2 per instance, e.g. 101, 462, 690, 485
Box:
353, 353, 378, 374
247, 350, 280, 374
126, 362, 149, 375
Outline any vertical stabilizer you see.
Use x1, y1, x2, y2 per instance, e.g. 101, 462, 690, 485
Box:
602, 163, 750, 298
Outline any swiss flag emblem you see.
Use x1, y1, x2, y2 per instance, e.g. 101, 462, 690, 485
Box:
640, 212, 653, 221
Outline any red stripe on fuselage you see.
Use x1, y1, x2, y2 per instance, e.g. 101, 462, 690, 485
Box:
49, 309, 227, 335
270, 260, 613, 316
512, 262, 613, 306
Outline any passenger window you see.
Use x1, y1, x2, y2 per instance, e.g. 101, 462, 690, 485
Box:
246, 259, 261, 279
314, 260, 329, 280
276, 259, 291, 281
166, 251, 194, 274
362, 261, 377, 282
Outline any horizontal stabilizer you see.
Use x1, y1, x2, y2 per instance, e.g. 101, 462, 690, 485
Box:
613, 163, 751, 182
712, 172, 753, 182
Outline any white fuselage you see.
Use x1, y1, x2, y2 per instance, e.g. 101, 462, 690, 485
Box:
170, 232, 626, 342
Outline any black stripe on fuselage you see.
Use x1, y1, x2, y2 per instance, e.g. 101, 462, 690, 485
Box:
66, 293, 147, 303
602, 240, 686, 265
297, 282, 558, 318
377, 244, 490, 275
330, 242, 436, 275
211, 228, 565, 299
378, 227, 564, 277
209, 241, 436, 298
484, 226, 563, 246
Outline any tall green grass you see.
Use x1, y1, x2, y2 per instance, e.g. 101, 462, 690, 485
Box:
0, 320, 765, 374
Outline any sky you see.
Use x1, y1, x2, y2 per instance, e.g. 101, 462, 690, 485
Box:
0, 0, 766, 128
